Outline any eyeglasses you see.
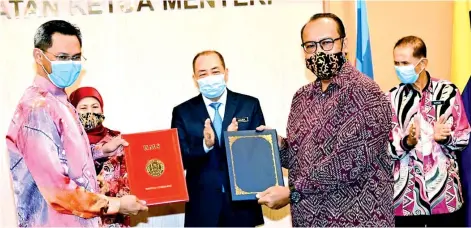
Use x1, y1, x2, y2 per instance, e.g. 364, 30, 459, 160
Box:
301, 37, 344, 54
43, 51, 87, 62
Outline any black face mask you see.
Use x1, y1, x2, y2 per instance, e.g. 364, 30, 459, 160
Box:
78, 112, 105, 131
305, 52, 346, 80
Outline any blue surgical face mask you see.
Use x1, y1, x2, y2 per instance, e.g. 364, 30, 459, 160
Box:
40, 52, 82, 88
197, 74, 226, 99
394, 59, 425, 84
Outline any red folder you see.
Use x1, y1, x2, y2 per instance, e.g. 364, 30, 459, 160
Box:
122, 129, 188, 205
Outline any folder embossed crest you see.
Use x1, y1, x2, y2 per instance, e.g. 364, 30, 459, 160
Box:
122, 129, 188, 205
223, 129, 284, 201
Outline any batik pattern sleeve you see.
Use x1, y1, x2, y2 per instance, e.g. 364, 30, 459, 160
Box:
386, 90, 416, 160
438, 86, 471, 152
16, 107, 120, 218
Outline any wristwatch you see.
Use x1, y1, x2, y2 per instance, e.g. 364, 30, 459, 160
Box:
289, 185, 302, 204
279, 137, 288, 151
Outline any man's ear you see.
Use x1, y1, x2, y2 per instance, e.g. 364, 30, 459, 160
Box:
192, 74, 199, 89
342, 37, 348, 53
422, 58, 429, 68
33, 48, 43, 65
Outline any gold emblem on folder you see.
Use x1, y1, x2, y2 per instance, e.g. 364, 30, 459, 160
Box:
146, 159, 165, 177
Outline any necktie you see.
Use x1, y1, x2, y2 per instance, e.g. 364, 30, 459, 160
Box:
209, 102, 222, 145
209, 102, 225, 192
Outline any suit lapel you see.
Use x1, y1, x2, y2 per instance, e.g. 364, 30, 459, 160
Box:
192, 94, 210, 123
193, 94, 221, 147
222, 90, 239, 133
194, 91, 238, 147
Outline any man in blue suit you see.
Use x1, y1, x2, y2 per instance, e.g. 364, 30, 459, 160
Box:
171, 50, 265, 227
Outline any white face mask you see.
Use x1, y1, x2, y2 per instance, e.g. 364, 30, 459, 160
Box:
197, 74, 226, 99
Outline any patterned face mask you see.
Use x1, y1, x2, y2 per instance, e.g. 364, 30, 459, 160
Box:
79, 112, 105, 131
305, 52, 346, 80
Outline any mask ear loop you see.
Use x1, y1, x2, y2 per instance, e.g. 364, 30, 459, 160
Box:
415, 58, 426, 75
39, 51, 52, 75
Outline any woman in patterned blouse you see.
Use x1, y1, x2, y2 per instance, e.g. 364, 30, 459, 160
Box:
70, 87, 131, 227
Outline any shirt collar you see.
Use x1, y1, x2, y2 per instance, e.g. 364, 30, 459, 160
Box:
202, 88, 228, 107
312, 61, 354, 94
404, 71, 432, 94
33, 75, 68, 100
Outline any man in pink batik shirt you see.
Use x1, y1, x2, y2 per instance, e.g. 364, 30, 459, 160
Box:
388, 36, 471, 227
6, 20, 147, 227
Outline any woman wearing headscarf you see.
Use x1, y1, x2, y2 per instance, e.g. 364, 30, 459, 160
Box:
70, 87, 130, 227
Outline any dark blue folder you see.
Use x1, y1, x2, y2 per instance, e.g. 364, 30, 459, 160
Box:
223, 129, 284, 201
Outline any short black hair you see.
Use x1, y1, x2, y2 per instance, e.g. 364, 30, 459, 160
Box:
394, 36, 427, 58
34, 20, 82, 51
300, 13, 346, 42
192, 50, 226, 73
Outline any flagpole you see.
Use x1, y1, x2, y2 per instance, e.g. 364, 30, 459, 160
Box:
323, 0, 330, 13
354, 0, 357, 68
